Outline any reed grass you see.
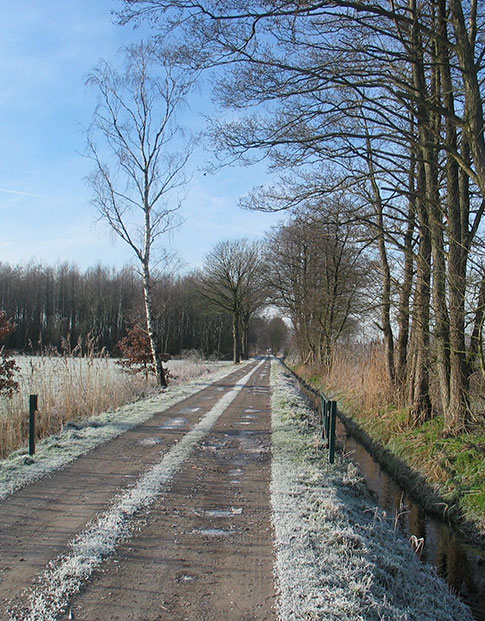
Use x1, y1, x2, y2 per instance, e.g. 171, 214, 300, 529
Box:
0, 351, 154, 459
0, 347, 219, 460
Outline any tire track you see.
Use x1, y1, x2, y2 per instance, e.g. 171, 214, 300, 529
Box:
9, 360, 266, 621
0, 362, 256, 614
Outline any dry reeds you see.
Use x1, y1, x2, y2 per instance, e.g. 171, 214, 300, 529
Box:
0, 347, 157, 459
0, 345, 225, 460
323, 343, 396, 414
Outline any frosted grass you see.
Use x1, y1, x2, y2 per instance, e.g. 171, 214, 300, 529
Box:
10, 360, 265, 621
0, 360, 247, 501
270, 359, 473, 621
0, 355, 230, 419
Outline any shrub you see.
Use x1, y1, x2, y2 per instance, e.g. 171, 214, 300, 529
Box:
0, 311, 19, 397
116, 324, 155, 379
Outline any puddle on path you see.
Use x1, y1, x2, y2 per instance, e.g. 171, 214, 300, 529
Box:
203, 508, 243, 518
201, 440, 227, 451
137, 437, 163, 447
178, 407, 201, 414
193, 528, 234, 537
159, 417, 187, 429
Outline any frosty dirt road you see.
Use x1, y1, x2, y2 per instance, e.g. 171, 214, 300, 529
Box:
0, 358, 275, 620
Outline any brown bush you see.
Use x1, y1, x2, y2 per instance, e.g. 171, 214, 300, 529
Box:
0, 311, 19, 397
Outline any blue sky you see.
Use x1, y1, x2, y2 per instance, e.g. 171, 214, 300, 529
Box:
0, 1, 282, 271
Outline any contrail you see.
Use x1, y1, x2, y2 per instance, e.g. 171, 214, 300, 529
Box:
0, 187, 49, 199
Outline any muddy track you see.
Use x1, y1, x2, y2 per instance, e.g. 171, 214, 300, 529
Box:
0, 358, 275, 620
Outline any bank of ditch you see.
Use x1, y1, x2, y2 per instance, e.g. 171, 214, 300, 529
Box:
270, 358, 473, 620
291, 357, 485, 545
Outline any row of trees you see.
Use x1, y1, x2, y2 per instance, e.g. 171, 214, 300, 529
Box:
265, 198, 369, 367
0, 259, 287, 360
0, 262, 138, 353
117, 0, 485, 434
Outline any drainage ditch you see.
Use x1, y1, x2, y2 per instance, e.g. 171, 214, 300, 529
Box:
289, 367, 485, 620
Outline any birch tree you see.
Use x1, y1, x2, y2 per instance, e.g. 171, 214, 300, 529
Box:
86, 42, 196, 387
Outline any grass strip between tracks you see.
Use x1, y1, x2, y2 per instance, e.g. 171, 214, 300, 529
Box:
270, 359, 473, 621
9, 359, 265, 621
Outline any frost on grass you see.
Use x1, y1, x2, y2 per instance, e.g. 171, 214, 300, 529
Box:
270, 360, 473, 621
10, 360, 265, 621
0, 361, 244, 501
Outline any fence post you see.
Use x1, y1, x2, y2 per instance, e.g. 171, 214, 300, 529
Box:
329, 400, 336, 464
320, 394, 329, 441
29, 394, 38, 456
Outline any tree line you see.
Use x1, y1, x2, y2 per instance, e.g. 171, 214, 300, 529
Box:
0, 262, 137, 353
116, 0, 485, 434
0, 259, 289, 362
0, 262, 228, 357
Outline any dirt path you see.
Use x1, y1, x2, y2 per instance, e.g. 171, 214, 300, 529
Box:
0, 358, 275, 620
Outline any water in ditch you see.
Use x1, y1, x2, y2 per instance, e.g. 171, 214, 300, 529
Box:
301, 384, 485, 621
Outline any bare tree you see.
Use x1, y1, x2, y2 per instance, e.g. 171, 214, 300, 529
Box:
198, 239, 266, 363
86, 42, 196, 387
265, 199, 368, 369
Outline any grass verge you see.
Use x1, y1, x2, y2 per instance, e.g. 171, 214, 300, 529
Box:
270, 359, 473, 620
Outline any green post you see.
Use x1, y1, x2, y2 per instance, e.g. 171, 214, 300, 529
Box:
329, 400, 336, 464
29, 394, 38, 456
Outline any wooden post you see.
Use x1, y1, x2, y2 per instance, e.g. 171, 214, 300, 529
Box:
29, 394, 38, 456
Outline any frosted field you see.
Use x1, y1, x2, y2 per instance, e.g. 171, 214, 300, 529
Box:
5, 355, 223, 403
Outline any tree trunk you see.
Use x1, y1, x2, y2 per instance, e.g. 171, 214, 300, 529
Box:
408, 0, 433, 423
232, 311, 241, 363
239, 311, 251, 360
396, 148, 416, 387
409, 158, 433, 424
365, 131, 395, 384
426, 38, 450, 417
469, 273, 485, 370
438, 0, 470, 433
142, 262, 167, 388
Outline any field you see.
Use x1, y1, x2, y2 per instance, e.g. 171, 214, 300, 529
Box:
0, 353, 224, 459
